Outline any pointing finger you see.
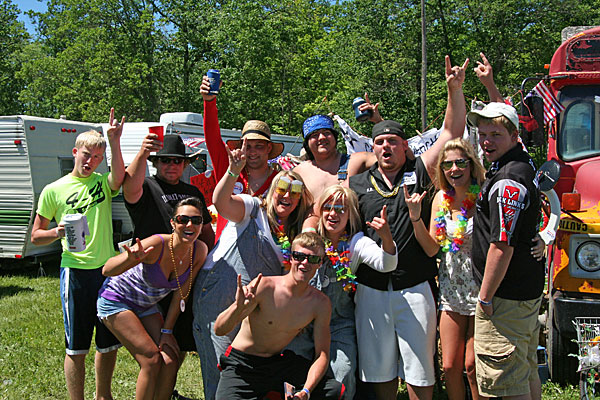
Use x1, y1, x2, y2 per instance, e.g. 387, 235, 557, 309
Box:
461, 58, 470, 70
403, 184, 409, 199
364, 92, 371, 104
444, 55, 451, 75
480, 52, 490, 66
109, 107, 115, 125
241, 137, 248, 153
380, 204, 388, 221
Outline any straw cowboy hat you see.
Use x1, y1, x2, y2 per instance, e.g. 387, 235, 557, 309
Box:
226, 120, 284, 160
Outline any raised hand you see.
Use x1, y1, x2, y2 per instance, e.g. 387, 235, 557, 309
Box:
403, 185, 427, 222
200, 75, 218, 102
141, 133, 163, 154
366, 205, 392, 242
235, 273, 262, 315
225, 137, 247, 175
123, 238, 154, 263
106, 107, 125, 142
358, 92, 384, 123
474, 52, 494, 87
445, 55, 469, 90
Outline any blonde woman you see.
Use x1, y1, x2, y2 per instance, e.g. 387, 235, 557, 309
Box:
192, 139, 313, 400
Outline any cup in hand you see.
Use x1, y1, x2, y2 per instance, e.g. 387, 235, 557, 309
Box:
62, 214, 90, 252
207, 69, 220, 95
148, 126, 164, 142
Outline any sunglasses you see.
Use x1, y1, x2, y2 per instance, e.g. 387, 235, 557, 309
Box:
323, 203, 346, 214
159, 157, 184, 165
291, 251, 322, 264
440, 159, 469, 171
174, 215, 203, 225
275, 176, 303, 199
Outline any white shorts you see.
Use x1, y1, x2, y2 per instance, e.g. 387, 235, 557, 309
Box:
354, 280, 437, 386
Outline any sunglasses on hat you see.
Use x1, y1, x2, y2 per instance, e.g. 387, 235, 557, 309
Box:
174, 215, 203, 225
275, 176, 303, 199
291, 251, 322, 264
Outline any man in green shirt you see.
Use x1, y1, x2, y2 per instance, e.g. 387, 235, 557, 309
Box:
31, 108, 125, 400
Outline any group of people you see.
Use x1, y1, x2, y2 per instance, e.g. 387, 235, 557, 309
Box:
31, 52, 546, 400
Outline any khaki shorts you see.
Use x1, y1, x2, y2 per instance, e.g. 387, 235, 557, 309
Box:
474, 296, 541, 398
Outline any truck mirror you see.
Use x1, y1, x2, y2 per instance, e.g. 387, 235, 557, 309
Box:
536, 160, 561, 191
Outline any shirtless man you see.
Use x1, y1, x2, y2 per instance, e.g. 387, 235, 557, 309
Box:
293, 115, 349, 200
214, 232, 344, 400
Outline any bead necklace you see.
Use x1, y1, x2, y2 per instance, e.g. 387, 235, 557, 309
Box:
325, 234, 357, 293
272, 220, 291, 271
434, 184, 480, 253
169, 234, 193, 312
370, 175, 400, 198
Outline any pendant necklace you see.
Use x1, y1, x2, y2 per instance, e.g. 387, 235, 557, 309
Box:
169, 234, 193, 312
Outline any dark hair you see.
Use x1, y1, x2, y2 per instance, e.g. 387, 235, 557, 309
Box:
170, 196, 205, 219
302, 130, 339, 161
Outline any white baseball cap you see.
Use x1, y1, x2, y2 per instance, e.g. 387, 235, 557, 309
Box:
466, 102, 519, 132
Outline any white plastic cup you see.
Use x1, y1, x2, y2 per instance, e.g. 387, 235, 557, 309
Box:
63, 214, 90, 252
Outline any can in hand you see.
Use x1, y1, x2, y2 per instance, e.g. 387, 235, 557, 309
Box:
207, 69, 220, 95
352, 97, 373, 122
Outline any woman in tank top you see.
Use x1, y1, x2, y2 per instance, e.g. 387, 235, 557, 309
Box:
97, 197, 208, 400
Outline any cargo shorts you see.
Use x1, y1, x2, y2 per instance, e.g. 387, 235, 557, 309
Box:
474, 295, 542, 398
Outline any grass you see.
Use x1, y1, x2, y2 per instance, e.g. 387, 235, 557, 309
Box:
0, 262, 579, 399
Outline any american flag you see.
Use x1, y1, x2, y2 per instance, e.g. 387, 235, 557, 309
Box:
181, 137, 205, 148
532, 80, 565, 124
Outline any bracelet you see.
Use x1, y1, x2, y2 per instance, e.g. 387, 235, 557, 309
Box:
227, 169, 239, 178
410, 217, 421, 223
302, 227, 317, 233
160, 328, 173, 334
478, 295, 492, 306
301, 388, 310, 399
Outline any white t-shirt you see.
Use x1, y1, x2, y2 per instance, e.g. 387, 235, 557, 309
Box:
203, 195, 283, 270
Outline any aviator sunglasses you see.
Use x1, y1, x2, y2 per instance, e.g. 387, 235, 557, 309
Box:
174, 215, 203, 225
323, 203, 346, 214
275, 176, 303, 199
291, 251, 322, 264
440, 159, 470, 171
159, 157, 184, 165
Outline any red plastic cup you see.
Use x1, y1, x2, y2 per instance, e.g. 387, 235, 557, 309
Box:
148, 126, 164, 142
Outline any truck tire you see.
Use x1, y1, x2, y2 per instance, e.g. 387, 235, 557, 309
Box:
548, 310, 578, 385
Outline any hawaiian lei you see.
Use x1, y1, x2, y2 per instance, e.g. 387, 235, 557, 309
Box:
272, 220, 291, 271
325, 234, 357, 293
434, 184, 480, 253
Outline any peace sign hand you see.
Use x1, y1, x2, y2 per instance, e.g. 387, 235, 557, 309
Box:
403, 185, 427, 222
225, 137, 247, 175
106, 107, 126, 143
445, 55, 469, 90
123, 238, 154, 263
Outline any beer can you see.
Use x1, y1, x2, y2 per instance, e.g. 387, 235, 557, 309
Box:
207, 69, 220, 95
353, 97, 373, 122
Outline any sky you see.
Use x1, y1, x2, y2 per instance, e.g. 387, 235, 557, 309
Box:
13, 0, 47, 34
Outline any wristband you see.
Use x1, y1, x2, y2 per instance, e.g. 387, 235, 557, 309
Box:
302, 227, 317, 233
160, 328, 173, 334
478, 295, 492, 306
410, 217, 421, 223
227, 169, 239, 178
301, 388, 310, 399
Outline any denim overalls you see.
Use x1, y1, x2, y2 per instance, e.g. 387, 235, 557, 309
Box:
192, 202, 282, 400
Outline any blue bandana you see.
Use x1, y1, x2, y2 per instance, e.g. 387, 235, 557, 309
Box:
302, 115, 335, 139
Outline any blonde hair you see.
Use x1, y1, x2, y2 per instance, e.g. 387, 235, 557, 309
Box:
435, 138, 486, 192
472, 114, 518, 135
264, 170, 313, 241
292, 232, 326, 257
75, 130, 106, 150
317, 185, 361, 238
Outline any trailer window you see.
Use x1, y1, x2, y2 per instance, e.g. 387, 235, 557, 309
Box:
558, 86, 600, 161
59, 157, 74, 177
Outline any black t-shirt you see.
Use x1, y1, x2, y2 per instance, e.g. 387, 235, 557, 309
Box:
472, 145, 544, 300
349, 157, 437, 291
125, 176, 212, 241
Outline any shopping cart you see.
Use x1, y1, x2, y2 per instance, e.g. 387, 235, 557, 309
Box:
574, 317, 600, 399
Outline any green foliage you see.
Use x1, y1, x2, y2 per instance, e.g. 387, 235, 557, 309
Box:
0, 0, 28, 115
6, 0, 600, 137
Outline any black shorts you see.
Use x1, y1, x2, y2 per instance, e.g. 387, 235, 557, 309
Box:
216, 346, 344, 400
158, 289, 196, 351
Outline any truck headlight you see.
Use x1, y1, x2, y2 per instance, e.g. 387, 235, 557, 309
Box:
576, 241, 600, 272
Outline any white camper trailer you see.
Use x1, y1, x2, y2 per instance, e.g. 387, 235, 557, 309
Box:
0, 116, 108, 263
